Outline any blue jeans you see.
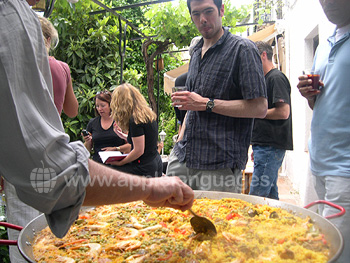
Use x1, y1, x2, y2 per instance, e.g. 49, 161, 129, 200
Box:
248, 145, 286, 200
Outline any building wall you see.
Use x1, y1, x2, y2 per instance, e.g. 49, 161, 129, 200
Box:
283, 0, 335, 205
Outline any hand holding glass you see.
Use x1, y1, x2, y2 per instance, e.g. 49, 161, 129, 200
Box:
172, 86, 186, 107
305, 70, 320, 90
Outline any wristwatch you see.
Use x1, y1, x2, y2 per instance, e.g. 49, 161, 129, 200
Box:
206, 98, 215, 112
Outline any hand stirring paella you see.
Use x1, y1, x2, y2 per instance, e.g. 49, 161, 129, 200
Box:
33, 198, 330, 263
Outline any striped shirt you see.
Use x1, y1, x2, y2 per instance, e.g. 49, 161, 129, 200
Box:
174, 28, 267, 170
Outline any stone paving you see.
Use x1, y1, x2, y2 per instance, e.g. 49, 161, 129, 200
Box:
278, 175, 301, 206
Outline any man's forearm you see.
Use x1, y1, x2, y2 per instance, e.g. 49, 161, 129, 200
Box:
177, 113, 187, 142
264, 103, 290, 120
84, 160, 194, 211
84, 160, 150, 206
173, 92, 266, 118
213, 97, 267, 118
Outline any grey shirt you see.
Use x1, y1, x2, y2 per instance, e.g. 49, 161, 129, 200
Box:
0, 0, 89, 238
174, 28, 267, 170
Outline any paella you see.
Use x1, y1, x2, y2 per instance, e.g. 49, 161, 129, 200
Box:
33, 198, 330, 262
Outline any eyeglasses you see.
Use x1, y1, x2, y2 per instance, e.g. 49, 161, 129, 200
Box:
96, 90, 110, 95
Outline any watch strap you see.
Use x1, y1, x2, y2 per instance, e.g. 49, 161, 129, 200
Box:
206, 98, 215, 112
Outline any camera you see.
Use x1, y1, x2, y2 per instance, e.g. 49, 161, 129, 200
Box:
81, 129, 89, 136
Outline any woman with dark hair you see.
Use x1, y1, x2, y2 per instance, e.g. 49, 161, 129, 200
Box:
110, 83, 162, 177
82, 90, 130, 163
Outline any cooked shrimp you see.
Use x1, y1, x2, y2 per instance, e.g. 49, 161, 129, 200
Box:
114, 240, 142, 251
229, 219, 248, 227
116, 227, 139, 240
194, 241, 211, 258
56, 256, 75, 263
98, 211, 119, 219
149, 243, 159, 250
125, 254, 148, 262
85, 222, 109, 231
140, 224, 163, 232
145, 211, 158, 221
86, 243, 102, 258
258, 251, 278, 261
69, 242, 101, 259
130, 216, 144, 229
222, 232, 244, 243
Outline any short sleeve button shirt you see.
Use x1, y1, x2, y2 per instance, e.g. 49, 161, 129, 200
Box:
174, 28, 267, 170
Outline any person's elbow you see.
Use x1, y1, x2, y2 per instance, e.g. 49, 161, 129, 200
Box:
133, 147, 144, 158
63, 102, 79, 118
65, 109, 78, 118
275, 103, 290, 120
279, 110, 290, 120
70, 108, 79, 118
63, 89, 79, 118
254, 97, 268, 118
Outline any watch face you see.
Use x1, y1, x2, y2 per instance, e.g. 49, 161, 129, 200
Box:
206, 99, 214, 112
207, 100, 214, 108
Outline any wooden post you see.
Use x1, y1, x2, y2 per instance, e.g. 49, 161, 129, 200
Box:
155, 58, 164, 71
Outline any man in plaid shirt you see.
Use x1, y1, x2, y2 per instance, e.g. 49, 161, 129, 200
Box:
166, 0, 267, 193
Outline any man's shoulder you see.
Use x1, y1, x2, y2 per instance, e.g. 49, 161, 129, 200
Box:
225, 31, 256, 45
269, 69, 290, 83
223, 32, 259, 55
267, 68, 283, 77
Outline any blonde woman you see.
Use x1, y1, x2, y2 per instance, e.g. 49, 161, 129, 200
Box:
38, 15, 78, 117
110, 83, 162, 177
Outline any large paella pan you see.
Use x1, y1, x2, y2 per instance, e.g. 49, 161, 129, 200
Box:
0, 191, 344, 262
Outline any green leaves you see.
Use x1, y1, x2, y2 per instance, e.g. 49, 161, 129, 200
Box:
47, 0, 252, 151
0, 226, 10, 262
142, 0, 195, 48
123, 68, 143, 87
50, 0, 128, 140
141, 0, 249, 48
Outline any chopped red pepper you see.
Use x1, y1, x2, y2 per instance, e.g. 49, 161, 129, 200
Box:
226, 213, 242, 220
277, 238, 285, 244
174, 228, 187, 235
159, 221, 167, 228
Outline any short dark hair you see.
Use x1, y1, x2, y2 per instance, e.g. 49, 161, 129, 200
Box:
94, 90, 112, 116
255, 41, 273, 61
187, 0, 222, 15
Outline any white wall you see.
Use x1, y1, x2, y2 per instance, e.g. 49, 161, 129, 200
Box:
283, 0, 335, 205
